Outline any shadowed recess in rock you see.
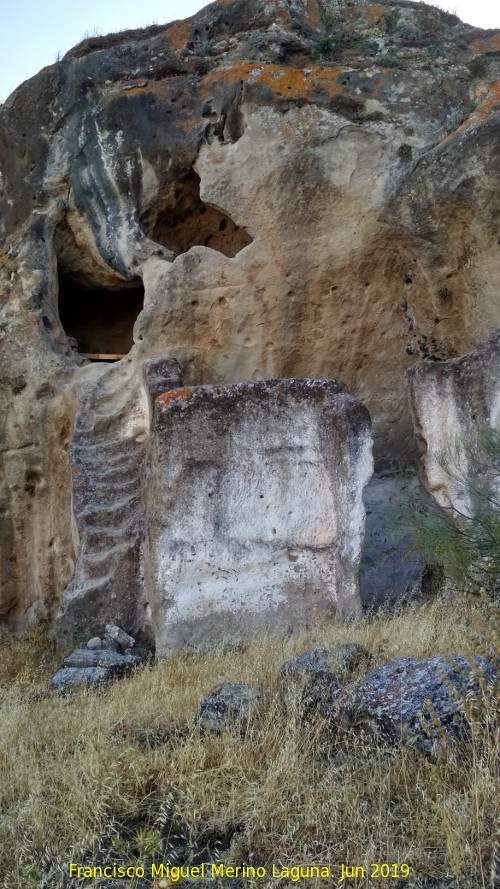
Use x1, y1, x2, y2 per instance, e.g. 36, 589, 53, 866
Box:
58, 279, 145, 357
149, 170, 252, 258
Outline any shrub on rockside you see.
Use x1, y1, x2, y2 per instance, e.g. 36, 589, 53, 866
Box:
411, 426, 500, 598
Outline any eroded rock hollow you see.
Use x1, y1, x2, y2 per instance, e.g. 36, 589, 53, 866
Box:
0, 0, 499, 638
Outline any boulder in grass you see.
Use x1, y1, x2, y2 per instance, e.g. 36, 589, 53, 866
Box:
49, 666, 112, 691
279, 643, 371, 714
280, 642, 370, 679
321, 655, 500, 752
280, 646, 340, 679
197, 682, 261, 733
327, 642, 371, 673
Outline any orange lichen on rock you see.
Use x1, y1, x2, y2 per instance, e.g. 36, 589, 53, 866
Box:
304, 0, 321, 26
365, 4, 386, 24
261, 0, 293, 26
156, 387, 195, 409
165, 19, 192, 51
202, 62, 349, 103
460, 79, 500, 128
433, 78, 500, 151
472, 32, 500, 54
113, 77, 195, 101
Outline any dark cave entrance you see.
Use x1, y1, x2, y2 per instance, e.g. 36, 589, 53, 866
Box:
57, 171, 251, 359
58, 279, 145, 359
150, 169, 252, 258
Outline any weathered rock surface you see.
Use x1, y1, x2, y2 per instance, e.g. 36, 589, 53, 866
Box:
408, 329, 500, 516
197, 681, 261, 733
62, 648, 140, 669
53, 358, 182, 642
360, 475, 427, 609
1, 0, 500, 632
279, 642, 370, 713
146, 379, 372, 653
280, 642, 370, 678
49, 666, 112, 691
321, 654, 500, 751
50, 648, 141, 691
104, 623, 135, 651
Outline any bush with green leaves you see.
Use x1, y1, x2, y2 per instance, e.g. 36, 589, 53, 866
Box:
312, 33, 337, 58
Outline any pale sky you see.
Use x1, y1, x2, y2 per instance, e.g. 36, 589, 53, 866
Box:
0, 0, 499, 104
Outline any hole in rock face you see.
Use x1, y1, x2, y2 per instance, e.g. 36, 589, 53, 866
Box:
150, 170, 252, 259
58, 278, 144, 358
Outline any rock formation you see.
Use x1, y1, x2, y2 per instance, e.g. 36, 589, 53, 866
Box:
360, 474, 426, 609
408, 329, 500, 515
146, 379, 372, 653
321, 654, 500, 751
0, 0, 499, 633
54, 356, 182, 639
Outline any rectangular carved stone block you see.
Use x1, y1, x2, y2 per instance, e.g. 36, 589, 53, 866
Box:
146, 379, 373, 654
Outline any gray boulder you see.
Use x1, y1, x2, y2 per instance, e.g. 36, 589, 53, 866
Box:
86, 636, 102, 650
325, 642, 371, 673
101, 634, 121, 652
197, 682, 261, 733
321, 655, 499, 752
280, 646, 339, 678
280, 643, 370, 714
49, 666, 113, 691
280, 643, 370, 679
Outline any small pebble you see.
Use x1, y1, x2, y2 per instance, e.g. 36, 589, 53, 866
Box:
87, 637, 102, 650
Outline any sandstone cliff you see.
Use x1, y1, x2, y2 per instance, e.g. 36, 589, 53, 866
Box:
0, 0, 499, 631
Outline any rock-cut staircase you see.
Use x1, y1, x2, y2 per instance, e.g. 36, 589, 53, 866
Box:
56, 360, 150, 638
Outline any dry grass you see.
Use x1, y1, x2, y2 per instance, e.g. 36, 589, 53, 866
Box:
0, 591, 498, 889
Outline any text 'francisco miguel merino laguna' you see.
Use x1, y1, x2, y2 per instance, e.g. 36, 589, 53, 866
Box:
69, 862, 411, 881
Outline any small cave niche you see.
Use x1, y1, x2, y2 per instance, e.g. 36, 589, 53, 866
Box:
150, 170, 252, 258
58, 277, 144, 359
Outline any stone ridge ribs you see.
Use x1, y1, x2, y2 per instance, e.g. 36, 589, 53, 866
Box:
56, 365, 147, 638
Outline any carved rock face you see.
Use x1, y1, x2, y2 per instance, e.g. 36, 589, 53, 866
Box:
407, 329, 500, 517
146, 380, 372, 654
0, 0, 499, 632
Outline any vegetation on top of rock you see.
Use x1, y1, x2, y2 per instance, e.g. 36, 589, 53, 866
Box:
62, 23, 169, 60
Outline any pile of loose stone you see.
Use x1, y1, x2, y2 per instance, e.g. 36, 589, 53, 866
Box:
50, 623, 145, 690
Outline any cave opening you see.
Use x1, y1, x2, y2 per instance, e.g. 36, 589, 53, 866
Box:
150, 169, 252, 258
57, 171, 251, 359
58, 278, 145, 359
